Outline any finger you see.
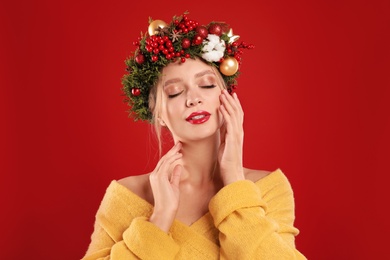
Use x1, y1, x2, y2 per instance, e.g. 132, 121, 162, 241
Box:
167, 142, 182, 156
220, 100, 243, 136
156, 142, 182, 168
223, 91, 244, 126
232, 92, 244, 125
158, 153, 183, 177
219, 120, 227, 144
219, 104, 234, 133
153, 144, 182, 177
220, 93, 234, 116
223, 89, 243, 115
221, 89, 239, 113
232, 92, 243, 113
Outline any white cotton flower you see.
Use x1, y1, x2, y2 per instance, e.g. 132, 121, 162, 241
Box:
201, 34, 226, 62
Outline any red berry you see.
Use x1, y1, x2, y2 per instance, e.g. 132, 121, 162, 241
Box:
181, 38, 191, 49
193, 39, 202, 45
151, 56, 158, 62
208, 23, 223, 36
135, 54, 145, 64
196, 26, 208, 38
131, 88, 141, 96
192, 35, 203, 45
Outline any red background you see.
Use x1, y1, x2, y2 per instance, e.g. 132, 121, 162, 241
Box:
1, 0, 389, 259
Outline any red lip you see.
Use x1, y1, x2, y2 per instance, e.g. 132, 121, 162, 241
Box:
186, 111, 211, 124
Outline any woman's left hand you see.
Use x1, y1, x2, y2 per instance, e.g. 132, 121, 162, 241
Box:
218, 89, 245, 185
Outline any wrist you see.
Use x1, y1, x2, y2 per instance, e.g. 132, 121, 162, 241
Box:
221, 168, 245, 185
149, 210, 176, 233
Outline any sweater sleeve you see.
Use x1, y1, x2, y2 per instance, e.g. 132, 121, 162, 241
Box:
81, 183, 180, 260
208, 176, 306, 259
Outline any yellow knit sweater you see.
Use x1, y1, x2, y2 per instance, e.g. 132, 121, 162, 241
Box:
82, 169, 306, 259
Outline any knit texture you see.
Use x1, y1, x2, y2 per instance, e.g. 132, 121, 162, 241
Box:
82, 169, 306, 259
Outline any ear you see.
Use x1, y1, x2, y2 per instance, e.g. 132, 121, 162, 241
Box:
157, 118, 166, 127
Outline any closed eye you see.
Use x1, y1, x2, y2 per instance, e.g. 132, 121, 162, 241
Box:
201, 85, 216, 89
168, 90, 184, 98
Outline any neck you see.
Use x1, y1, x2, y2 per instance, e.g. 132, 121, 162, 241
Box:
174, 135, 221, 186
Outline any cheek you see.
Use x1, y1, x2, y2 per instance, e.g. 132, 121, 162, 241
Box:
208, 92, 223, 125
162, 99, 182, 123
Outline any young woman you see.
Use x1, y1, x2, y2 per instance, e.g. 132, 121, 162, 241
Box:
82, 12, 306, 259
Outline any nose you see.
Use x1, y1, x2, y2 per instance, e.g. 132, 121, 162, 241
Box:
186, 95, 203, 107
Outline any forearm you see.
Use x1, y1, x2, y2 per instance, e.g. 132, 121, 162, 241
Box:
209, 180, 306, 260
217, 207, 306, 259
82, 217, 179, 260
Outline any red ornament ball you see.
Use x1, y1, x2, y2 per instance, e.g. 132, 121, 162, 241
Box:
181, 38, 191, 49
196, 26, 208, 38
131, 88, 141, 96
135, 54, 145, 64
192, 35, 203, 45
208, 23, 223, 36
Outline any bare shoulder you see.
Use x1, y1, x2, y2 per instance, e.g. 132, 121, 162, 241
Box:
244, 167, 272, 183
117, 173, 153, 204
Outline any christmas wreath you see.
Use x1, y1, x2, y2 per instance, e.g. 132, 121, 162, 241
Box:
121, 11, 254, 122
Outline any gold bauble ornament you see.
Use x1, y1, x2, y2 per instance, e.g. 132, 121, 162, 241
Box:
148, 20, 167, 35
220, 57, 239, 76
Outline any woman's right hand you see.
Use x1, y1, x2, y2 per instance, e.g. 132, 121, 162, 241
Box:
149, 142, 183, 233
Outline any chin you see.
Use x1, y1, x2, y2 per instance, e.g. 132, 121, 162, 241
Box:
181, 127, 220, 143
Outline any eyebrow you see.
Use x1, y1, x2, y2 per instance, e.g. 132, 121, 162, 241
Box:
194, 69, 214, 78
163, 69, 214, 87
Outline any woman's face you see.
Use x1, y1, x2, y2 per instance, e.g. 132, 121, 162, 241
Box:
158, 58, 224, 143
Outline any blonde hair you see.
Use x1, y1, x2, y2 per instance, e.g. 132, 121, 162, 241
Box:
148, 61, 227, 157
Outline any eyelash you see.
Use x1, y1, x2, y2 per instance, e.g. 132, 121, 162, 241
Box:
168, 91, 183, 98
167, 85, 216, 98
201, 84, 216, 89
